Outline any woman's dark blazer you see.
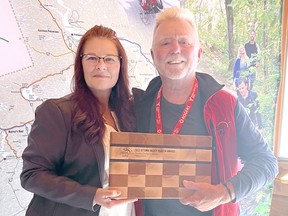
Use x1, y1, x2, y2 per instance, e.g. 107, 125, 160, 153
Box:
20, 96, 105, 216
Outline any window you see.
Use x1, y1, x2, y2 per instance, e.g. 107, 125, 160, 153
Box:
279, 48, 288, 159
274, 0, 288, 160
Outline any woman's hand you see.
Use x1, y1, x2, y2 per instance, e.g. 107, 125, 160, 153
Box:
93, 188, 138, 209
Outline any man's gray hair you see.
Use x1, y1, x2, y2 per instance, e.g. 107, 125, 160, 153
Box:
154, 7, 198, 35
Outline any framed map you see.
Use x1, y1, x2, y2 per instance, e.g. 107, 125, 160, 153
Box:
0, 0, 283, 215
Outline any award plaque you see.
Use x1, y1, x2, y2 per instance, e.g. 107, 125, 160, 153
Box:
109, 132, 212, 199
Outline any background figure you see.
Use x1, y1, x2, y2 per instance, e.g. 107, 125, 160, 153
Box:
20, 25, 137, 216
139, 0, 164, 25
133, 7, 278, 216
233, 45, 250, 88
237, 78, 263, 131
140, 0, 163, 13
244, 30, 261, 89
244, 30, 260, 61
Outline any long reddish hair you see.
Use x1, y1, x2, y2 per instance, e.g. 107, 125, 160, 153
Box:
71, 25, 135, 145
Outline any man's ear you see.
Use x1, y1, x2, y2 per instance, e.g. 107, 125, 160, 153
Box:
197, 47, 203, 64
150, 48, 154, 61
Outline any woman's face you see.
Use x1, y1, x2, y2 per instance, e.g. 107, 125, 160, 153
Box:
81, 37, 120, 96
239, 47, 246, 55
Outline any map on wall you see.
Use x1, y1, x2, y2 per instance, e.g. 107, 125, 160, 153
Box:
0, 0, 181, 215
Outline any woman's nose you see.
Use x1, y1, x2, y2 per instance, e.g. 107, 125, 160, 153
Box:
96, 59, 107, 70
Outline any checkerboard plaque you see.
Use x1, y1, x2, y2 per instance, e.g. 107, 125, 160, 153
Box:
109, 132, 212, 199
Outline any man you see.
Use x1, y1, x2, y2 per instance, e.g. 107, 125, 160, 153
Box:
237, 78, 263, 131
244, 30, 260, 89
132, 7, 278, 216
244, 30, 260, 61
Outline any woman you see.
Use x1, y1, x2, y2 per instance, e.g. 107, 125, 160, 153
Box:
20, 25, 137, 216
233, 45, 250, 88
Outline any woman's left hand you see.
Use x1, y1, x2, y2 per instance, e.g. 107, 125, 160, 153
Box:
93, 188, 138, 209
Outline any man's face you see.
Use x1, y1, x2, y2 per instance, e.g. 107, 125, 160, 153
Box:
250, 31, 256, 42
238, 82, 248, 97
151, 18, 202, 81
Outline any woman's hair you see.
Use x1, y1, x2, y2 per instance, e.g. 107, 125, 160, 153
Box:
71, 25, 134, 145
237, 45, 249, 59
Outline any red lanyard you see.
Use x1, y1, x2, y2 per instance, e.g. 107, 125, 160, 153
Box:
155, 79, 198, 134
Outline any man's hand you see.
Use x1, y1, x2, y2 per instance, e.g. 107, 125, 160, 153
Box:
179, 180, 234, 212
93, 188, 138, 209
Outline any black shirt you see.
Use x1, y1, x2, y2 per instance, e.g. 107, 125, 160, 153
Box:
143, 91, 212, 216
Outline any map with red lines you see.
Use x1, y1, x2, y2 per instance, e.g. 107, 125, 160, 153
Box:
0, 0, 181, 215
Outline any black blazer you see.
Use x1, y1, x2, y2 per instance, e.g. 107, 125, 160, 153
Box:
20, 96, 105, 216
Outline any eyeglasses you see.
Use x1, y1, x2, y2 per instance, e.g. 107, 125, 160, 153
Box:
81, 54, 120, 64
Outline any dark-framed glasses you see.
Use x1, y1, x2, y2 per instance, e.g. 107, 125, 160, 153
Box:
81, 54, 120, 64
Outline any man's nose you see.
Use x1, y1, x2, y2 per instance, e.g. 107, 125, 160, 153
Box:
170, 40, 181, 53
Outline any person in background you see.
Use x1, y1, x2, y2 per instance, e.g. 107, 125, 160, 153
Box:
233, 45, 250, 89
244, 30, 261, 89
237, 78, 263, 132
133, 7, 278, 216
20, 25, 137, 216
244, 30, 260, 63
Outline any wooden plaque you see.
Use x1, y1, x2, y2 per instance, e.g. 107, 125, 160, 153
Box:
109, 132, 212, 199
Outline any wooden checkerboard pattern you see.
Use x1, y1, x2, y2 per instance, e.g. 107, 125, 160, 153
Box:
109, 132, 212, 199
